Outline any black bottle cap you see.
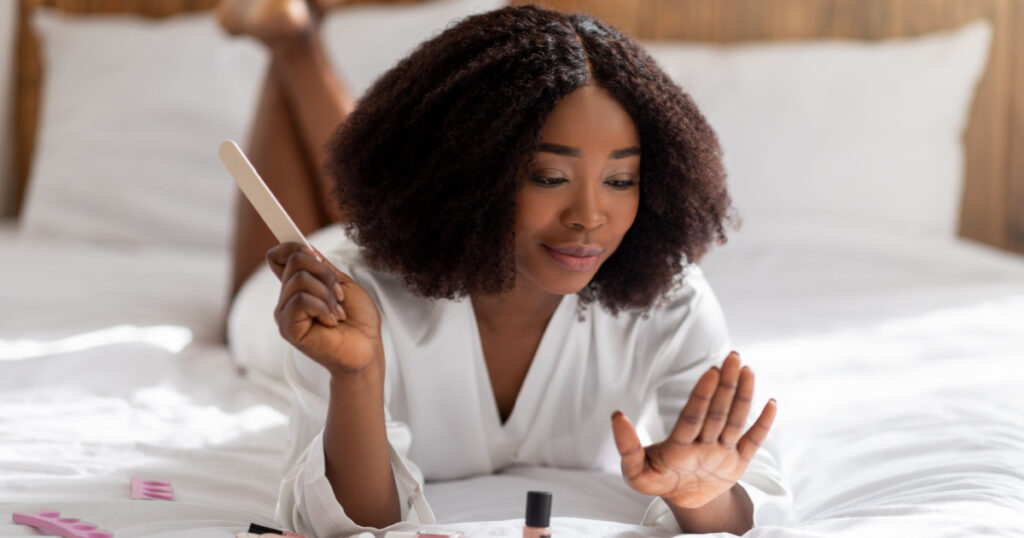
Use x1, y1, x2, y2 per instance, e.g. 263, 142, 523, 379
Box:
525, 490, 552, 527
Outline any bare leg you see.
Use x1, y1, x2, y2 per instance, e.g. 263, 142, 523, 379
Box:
230, 67, 326, 302
218, 0, 355, 223
224, 0, 357, 304
270, 32, 355, 210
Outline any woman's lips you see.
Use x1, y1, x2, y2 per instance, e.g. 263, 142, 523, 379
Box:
543, 244, 604, 272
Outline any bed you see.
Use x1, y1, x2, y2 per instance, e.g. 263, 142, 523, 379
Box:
2, 0, 1023, 537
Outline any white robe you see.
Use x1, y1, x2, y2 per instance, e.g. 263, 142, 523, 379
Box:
275, 237, 790, 537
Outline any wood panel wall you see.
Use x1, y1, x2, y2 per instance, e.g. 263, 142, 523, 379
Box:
1009, 2, 1024, 252
13, 0, 1024, 253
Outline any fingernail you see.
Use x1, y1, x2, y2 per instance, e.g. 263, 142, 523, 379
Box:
769, 398, 777, 405
611, 410, 623, 420
334, 283, 344, 302
335, 304, 347, 321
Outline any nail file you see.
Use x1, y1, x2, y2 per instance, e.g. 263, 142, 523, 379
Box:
218, 140, 313, 250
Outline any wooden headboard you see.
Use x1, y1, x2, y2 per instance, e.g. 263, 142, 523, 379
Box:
14, 0, 1024, 254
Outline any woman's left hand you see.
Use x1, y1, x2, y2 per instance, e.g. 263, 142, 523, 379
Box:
611, 351, 777, 509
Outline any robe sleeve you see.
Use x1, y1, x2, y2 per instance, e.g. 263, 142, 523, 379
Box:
636, 266, 793, 530
274, 326, 437, 537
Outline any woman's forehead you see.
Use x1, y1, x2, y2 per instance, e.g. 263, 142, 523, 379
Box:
537, 85, 640, 155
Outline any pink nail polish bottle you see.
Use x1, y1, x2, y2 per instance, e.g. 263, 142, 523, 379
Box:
523, 491, 552, 537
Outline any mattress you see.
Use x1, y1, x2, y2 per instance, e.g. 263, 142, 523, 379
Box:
1, 221, 1022, 537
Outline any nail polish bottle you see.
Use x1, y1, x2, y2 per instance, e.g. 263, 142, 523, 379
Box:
523, 491, 552, 537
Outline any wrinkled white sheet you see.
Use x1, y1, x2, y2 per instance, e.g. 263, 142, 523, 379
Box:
1, 221, 1022, 537
0, 225, 291, 537
701, 222, 1024, 537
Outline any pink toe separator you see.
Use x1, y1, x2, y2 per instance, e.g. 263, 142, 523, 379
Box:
13, 510, 113, 538
131, 477, 174, 500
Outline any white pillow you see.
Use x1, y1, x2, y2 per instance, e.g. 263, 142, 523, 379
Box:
21, 10, 266, 249
321, 0, 505, 97
643, 21, 991, 239
19, 0, 505, 249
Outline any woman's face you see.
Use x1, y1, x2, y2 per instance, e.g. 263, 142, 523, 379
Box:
513, 84, 641, 298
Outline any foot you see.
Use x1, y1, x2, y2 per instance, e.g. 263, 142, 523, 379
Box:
306, 0, 352, 17
216, 0, 314, 44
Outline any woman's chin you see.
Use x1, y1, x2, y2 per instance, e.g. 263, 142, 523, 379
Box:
540, 273, 595, 297
514, 262, 600, 298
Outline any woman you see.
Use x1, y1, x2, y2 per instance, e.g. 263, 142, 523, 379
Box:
221, 1, 788, 535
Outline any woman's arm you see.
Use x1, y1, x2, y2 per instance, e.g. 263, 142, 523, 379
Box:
267, 242, 401, 528
663, 484, 753, 535
324, 356, 401, 528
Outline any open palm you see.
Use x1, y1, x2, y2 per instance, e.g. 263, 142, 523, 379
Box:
611, 352, 777, 509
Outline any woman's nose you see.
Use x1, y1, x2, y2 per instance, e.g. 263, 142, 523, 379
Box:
561, 182, 607, 231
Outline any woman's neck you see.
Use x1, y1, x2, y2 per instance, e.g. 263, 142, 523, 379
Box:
470, 279, 563, 336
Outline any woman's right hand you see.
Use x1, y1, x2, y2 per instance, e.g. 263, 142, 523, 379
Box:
266, 242, 383, 375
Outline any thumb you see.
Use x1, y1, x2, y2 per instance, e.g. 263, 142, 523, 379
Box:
611, 411, 645, 481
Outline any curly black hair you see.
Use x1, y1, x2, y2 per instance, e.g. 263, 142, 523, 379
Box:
326, 4, 733, 313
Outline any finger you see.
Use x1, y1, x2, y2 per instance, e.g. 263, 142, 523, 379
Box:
290, 247, 348, 311
333, 281, 345, 305
276, 292, 338, 340
281, 250, 339, 291
280, 270, 345, 323
737, 399, 777, 462
699, 352, 741, 443
611, 411, 646, 482
265, 242, 305, 280
281, 254, 345, 321
300, 247, 361, 293
721, 366, 754, 447
308, 246, 326, 263
668, 367, 719, 444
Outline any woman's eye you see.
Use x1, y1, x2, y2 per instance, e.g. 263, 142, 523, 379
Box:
530, 174, 567, 187
605, 176, 639, 190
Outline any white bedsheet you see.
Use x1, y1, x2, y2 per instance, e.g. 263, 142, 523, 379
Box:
0, 225, 291, 537
1, 221, 1022, 537
702, 223, 1024, 537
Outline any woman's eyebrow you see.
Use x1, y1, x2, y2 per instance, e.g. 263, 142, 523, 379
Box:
609, 147, 641, 159
538, 143, 641, 159
539, 142, 581, 157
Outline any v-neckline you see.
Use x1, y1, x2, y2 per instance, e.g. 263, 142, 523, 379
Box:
467, 294, 574, 433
